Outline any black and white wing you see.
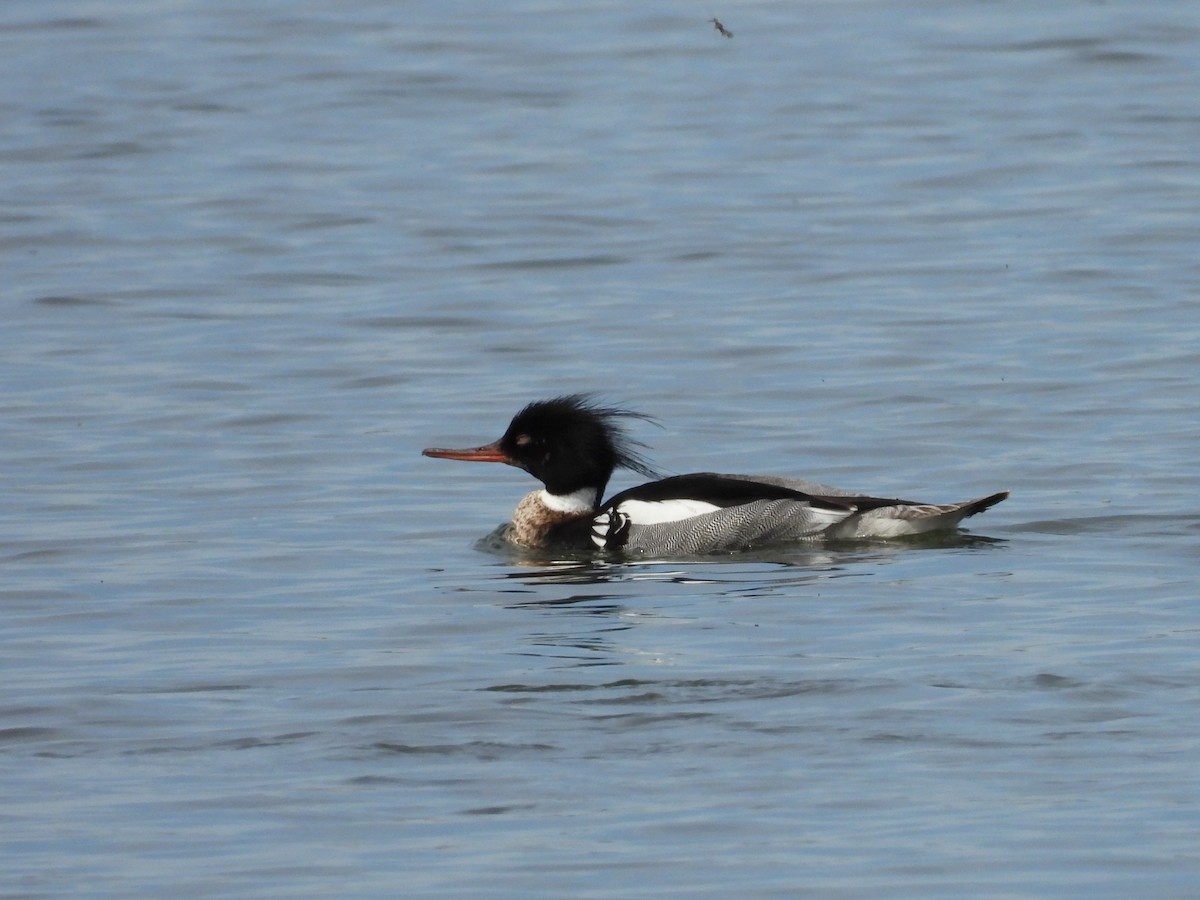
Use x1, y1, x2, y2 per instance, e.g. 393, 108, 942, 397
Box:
590, 473, 1008, 554
590, 474, 858, 554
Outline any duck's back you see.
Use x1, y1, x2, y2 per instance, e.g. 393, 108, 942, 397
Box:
591, 472, 1007, 554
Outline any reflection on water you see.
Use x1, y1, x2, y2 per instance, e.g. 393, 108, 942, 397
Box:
479, 529, 1016, 673
479, 521, 1007, 579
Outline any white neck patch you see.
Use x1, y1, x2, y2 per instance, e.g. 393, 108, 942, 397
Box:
540, 487, 597, 514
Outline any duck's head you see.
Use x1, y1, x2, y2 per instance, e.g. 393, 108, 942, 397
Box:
422, 394, 657, 503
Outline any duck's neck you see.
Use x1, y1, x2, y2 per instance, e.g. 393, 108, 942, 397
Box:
538, 487, 598, 514
508, 487, 599, 548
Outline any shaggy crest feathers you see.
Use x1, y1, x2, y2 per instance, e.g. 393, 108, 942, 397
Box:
510, 394, 659, 480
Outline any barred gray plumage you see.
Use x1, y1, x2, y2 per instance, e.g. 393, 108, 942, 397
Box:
599, 488, 1006, 555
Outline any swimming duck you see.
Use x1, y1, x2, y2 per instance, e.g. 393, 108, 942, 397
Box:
423, 394, 1008, 555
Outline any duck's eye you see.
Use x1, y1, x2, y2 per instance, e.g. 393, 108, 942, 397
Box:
514, 433, 533, 447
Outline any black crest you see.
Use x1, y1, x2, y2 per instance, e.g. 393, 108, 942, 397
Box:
499, 394, 658, 497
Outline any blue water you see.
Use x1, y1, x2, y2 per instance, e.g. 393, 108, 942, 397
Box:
3, 1, 1199, 896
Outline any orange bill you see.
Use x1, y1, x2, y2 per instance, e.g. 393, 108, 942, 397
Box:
422, 441, 510, 463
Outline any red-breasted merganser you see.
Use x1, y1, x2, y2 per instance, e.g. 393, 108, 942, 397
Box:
423, 395, 1009, 555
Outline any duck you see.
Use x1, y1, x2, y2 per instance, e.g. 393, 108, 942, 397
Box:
422, 394, 1008, 555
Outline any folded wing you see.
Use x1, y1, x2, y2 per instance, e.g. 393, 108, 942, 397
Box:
591, 473, 1008, 553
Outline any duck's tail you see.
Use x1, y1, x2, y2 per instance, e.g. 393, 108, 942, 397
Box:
829, 490, 1010, 539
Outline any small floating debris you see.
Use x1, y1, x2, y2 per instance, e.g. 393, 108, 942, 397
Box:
709, 17, 733, 38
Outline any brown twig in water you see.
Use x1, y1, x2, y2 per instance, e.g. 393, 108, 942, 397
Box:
709, 17, 733, 38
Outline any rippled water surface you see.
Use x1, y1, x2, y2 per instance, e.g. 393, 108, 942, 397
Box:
3, 1, 1199, 896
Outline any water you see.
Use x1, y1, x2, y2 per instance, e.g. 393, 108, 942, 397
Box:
3, 0, 1199, 896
